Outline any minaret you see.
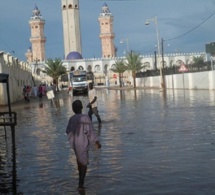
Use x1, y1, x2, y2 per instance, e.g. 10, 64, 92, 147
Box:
27, 5, 46, 63
61, 0, 82, 58
25, 47, 33, 63
98, 3, 115, 58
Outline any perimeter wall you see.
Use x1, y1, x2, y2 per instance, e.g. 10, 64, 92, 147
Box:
136, 71, 215, 90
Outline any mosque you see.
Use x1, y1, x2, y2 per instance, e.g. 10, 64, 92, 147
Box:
1, 1, 211, 105
24, 0, 204, 86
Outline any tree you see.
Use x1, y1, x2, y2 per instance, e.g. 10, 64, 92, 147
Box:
191, 56, 205, 71
43, 58, 67, 91
192, 55, 204, 64
111, 59, 126, 87
125, 51, 148, 88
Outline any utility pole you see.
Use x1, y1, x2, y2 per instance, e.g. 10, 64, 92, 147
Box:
154, 51, 157, 70
161, 38, 166, 90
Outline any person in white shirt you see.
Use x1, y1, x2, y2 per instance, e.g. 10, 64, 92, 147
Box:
87, 82, 102, 124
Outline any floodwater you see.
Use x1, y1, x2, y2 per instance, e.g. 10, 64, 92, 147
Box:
1, 88, 215, 195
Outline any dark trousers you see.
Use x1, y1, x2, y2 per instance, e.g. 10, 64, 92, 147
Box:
24, 95, 29, 102
88, 107, 101, 123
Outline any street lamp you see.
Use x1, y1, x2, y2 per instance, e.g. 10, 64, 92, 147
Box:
120, 38, 129, 53
145, 16, 165, 91
145, 16, 160, 56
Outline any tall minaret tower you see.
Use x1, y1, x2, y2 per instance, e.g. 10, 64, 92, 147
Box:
98, 3, 115, 58
26, 5, 46, 63
61, 0, 82, 58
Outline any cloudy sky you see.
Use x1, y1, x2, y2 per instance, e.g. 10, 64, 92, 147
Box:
0, 0, 215, 61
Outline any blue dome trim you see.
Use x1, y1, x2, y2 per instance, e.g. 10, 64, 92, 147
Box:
66, 51, 83, 60
34, 4, 38, 10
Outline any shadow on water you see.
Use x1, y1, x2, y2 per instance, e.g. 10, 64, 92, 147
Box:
118, 88, 137, 100
78, 189, 86, 195
161, 89, 167, 107
0, 127, 18, 194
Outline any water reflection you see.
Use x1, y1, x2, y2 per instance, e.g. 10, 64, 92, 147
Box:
0, 126, 17, 194
1, 89, 215, 194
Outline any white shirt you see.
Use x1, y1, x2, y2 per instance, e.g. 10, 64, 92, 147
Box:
88, 88, 97, 108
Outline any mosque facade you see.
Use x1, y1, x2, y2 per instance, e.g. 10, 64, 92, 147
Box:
60, 2, 205, 85
24, 2, 205, 86
0, 3, 213, 105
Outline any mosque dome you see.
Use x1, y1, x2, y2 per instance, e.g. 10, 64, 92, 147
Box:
31, 4, 42, 19
101, 2, 111, 14
66, 51, 83, 60
103, 3, 108, 7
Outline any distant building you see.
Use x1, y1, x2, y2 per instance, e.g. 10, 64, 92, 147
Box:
98, 3, 116, 58
25, 5, 46, 63
24, 3, 207, 87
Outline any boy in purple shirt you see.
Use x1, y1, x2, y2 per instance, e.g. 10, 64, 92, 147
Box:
66, 100, 101, 191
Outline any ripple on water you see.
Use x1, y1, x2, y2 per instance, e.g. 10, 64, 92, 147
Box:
1, 90, 215, 194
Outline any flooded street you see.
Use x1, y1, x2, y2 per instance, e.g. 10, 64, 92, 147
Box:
1, 88, 215, 195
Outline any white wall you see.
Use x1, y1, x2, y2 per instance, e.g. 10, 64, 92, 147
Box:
136, 70, 215, 90
0, 52, 42, 106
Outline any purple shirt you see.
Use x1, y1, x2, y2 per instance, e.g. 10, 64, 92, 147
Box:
66, 114, 99, 165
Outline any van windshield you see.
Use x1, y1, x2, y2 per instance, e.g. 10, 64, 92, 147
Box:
73, 77, 86, 82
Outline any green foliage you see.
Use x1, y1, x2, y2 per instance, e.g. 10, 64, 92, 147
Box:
190, 55, 206, 71
43, 58, 67, 91
192, 56, 205, 66
111, 59, 126, 74
43, 58, 66, 79
111, 59, 126, 87
125, 51, 148, 88
125, 51, 147, 73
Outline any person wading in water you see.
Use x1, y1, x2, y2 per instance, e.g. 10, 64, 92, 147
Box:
66, 100, 101, 191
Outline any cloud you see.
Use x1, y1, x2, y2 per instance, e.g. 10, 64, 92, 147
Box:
0, 0, 215, 61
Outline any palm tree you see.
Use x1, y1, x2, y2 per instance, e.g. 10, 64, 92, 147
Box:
110, 59, 126, 87
125, 51, 147, 88
192, 55, 205, 71
43, 58, 67, 91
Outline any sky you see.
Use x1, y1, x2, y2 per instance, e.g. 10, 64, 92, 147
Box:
1, 0, 215, 62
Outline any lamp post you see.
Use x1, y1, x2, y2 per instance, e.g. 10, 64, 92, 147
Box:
145, 16, 165, 91
120, 38, 129, 53
210, 56, 214, 70
145, 16, 160, 56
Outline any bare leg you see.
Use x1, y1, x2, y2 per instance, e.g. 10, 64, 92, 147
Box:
77, 161, 87, 190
